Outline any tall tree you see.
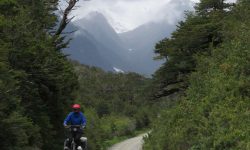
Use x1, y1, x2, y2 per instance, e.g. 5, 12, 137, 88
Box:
152, 0, 232, 98
0, 0, 78, 149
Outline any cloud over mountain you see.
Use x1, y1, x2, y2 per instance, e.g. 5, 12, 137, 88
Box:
60, 0, 196, 32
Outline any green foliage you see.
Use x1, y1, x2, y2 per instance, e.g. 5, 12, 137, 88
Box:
100, 115, 135, 137
71, 62, 153, 149
1, 1, 153, 149
144, 1, 250, 149
153, 0, 231, 98
0, 0, 78, 149
83, 108, 103, 150
6, 0, 248, 150
73, 62, 151, 120
195, 0, 233, 15
0, 61, 40, 150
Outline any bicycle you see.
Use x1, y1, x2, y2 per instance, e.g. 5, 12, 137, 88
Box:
64, 125, 87, 150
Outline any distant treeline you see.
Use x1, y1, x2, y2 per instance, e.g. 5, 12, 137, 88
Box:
71, 61, 155, 149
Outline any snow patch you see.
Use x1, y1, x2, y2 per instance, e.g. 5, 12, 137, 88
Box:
112, 21, 131, 33
113, 67, 125, 73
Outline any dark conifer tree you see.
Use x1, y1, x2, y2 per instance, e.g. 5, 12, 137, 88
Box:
152, 0, 232, 98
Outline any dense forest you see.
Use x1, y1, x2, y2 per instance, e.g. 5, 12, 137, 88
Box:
0, 0, 78, 149
144, 0, 250, 149
0, 1, 153, 149
1, 0, 249, 150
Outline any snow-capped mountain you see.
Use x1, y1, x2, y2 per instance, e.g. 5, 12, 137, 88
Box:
110, 21, 130, 33
63, 12, 176, 76
64, 12, 131, 71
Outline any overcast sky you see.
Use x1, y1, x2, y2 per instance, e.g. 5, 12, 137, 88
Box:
59, 0, 236, 33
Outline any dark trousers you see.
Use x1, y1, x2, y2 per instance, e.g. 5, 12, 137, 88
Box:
65, 130, 85, 148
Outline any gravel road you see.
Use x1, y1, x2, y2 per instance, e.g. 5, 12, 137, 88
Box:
108, 133, 148, 150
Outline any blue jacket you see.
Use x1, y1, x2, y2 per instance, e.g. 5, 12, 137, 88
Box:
63, 112, 87, 126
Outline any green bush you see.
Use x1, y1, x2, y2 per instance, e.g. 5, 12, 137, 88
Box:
144, 1, 250, 150
100, 115, 136, 137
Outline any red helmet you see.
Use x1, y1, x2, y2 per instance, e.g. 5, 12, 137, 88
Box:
72, 104, 81, 109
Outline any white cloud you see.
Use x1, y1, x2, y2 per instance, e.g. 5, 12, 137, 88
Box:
60, 0, 237, 33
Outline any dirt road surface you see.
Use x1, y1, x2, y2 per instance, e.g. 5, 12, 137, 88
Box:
108, 133, 148, 150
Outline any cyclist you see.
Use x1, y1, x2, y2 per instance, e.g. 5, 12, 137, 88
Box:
63, 104, 87, 150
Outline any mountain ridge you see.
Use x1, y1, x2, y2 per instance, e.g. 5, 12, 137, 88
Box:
64, 11, 176, 76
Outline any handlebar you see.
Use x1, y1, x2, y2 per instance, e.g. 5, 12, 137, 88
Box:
64, 125, 85, 129
66, 125, 81, 127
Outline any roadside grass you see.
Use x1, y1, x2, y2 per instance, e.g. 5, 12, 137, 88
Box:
102, 128, 151, 149
102, 136, 129, 149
